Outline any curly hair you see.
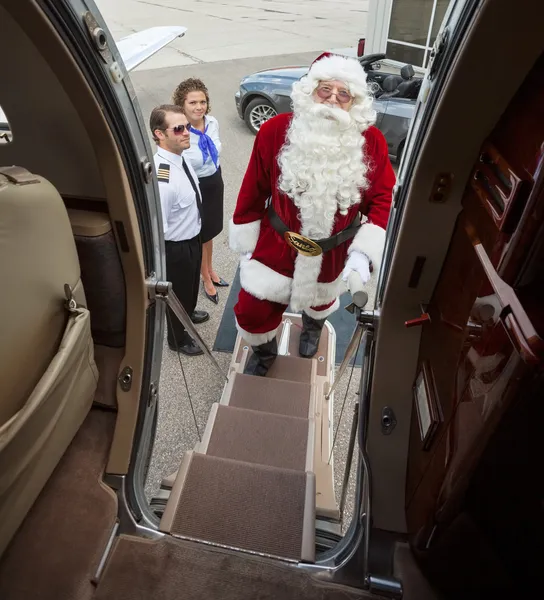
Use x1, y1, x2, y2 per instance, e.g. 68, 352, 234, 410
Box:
172, 78, 211, 114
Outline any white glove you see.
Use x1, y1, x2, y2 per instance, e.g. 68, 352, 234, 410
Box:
342, 251, 371, 285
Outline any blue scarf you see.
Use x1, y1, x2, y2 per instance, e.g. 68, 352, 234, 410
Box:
190, 122, 219, 169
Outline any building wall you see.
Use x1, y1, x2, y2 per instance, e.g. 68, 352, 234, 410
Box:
367, 0, 452, 69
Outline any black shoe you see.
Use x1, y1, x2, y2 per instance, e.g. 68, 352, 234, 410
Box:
212, 277, 229, 287
243, 338, 278, 377
299, 313, 326, 358
168, 337, 204, 356
191, 310, 210, 324
204, 290, 219, 304
203, 282, 219, 304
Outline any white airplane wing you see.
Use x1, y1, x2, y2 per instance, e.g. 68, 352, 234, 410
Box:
0, 26, 187, 131
116, 26, 187, 72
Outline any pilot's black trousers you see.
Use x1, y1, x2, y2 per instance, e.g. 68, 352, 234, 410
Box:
165, 234, 202, 347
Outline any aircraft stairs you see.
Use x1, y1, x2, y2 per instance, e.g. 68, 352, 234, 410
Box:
155, 313, 342, 563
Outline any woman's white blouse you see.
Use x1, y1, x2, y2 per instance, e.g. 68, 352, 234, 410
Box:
184, 115, 222, 178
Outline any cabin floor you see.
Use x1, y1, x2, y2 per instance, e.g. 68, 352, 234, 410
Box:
0, 403, 438, 600
0, 408, 118, 600
0, 410, 372, 600
95, 535, 373, 600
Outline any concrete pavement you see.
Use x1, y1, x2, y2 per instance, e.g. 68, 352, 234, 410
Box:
95, 0, 366, 69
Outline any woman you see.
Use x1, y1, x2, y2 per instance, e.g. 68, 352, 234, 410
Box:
172, 78, 228, 304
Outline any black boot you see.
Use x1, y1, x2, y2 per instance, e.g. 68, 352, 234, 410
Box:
299, 313, 326, 358
243, 338, 278, 377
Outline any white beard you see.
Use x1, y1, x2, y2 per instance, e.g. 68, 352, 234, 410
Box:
277, 95, 369, 239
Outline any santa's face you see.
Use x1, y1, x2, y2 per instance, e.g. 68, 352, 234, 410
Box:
312, 79, 354, 112
278, 78, 369, 238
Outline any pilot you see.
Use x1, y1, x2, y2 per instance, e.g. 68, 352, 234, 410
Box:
150, 104, 209, 356
229, 53, 395, 376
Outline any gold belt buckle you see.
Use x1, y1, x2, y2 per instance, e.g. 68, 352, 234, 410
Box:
284, 231, 322, 257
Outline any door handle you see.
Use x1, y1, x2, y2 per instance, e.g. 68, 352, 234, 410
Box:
405, 313, 431, 328
405, 304, 431, 328
466, 223, 543, 364
471, 142, 530, 233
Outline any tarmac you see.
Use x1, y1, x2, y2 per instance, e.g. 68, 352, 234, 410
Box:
95, 0, 367, 68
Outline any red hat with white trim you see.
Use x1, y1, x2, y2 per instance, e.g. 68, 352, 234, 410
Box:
306, 51, 368, 99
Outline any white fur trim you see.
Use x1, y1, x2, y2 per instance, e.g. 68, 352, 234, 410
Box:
291, 257, 346, 312
306, 54, 368, 99
240, 256, 346, 313
238, 329, 276, 345
235, 321, 278, 346
348, 223, 386, 273
304, 297, 340, 320
290, 253, 323, 312
229, 218, 261, 254
316, 273, 347, 306
240, 258, 291, 305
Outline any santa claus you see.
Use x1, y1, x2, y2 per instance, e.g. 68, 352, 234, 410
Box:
229, 52, 395, 376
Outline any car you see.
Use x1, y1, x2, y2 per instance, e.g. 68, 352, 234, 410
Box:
234, 53, 422, 162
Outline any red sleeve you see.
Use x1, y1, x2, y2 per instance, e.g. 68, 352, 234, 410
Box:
362, 126, 396, 230
232, 123, 272, 226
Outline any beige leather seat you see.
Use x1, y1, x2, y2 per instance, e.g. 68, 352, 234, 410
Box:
0, 166, 98, 557
67, 209, 126, 409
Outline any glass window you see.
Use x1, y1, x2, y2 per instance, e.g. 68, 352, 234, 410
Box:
388, 0, 435, 47
386, 42, 426, 68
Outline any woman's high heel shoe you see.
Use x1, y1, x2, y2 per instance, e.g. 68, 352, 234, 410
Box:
203, 282, 219, 304
211, 276, 229, 287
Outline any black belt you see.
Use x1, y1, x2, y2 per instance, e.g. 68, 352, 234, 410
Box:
268, 204, 360, 257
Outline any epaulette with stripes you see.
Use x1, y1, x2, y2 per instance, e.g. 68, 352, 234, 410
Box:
157, 163, 170, 183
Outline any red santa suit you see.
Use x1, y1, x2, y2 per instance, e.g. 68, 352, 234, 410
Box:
229, 55, 395, 346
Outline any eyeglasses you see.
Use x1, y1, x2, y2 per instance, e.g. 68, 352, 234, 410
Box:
316, 85, 353, 104
163, 124, 190, 135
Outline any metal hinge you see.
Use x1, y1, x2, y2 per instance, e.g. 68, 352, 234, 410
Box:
83, 11, 124, 84
146, 273, 170, 301
148, 382, 158, 408
145, 274, 227, 380
428, 28, 449, 80
141, 159, 153, 184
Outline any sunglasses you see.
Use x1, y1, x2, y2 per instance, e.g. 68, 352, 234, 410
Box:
163, 124, 190, 135
316, 85, 353, 104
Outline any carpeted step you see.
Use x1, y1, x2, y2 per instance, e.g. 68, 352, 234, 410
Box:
244, 354, 314, 383
197, 404, 314, 472
225, 373, 314, 419
160, 451, 315, 562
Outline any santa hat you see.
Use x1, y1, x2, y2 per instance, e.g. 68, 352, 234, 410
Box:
304, 52, 368, 99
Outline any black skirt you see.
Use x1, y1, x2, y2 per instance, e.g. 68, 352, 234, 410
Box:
198, 166, 224, 243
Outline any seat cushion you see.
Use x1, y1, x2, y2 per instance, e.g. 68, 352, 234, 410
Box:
0, 166, 97, 557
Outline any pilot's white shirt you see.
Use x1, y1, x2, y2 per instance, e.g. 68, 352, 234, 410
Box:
154, 146, 201, 241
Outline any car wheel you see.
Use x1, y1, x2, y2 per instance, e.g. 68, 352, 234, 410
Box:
244, 97, 277, 134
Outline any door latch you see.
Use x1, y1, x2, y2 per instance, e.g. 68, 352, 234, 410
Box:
83, 11, 124, 83
381, 407, 397, 435
405, 304, 431, 328
119, 366, 133, 391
